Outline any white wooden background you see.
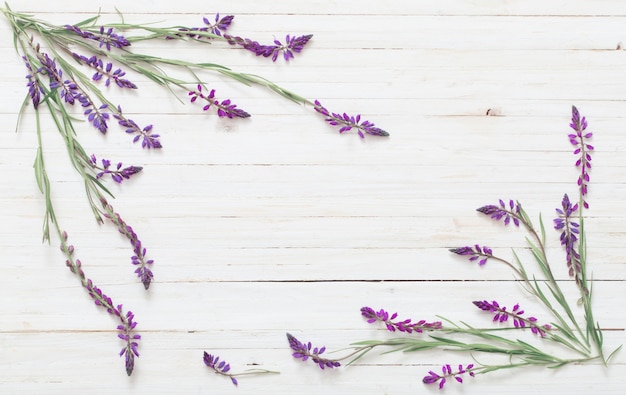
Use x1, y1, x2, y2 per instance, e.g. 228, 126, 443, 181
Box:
1, 1, 625, 393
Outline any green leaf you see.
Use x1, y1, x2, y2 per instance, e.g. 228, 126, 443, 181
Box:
33, 147, 44, 194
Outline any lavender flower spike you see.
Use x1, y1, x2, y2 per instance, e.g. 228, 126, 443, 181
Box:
100, 198, 154, 289
72, 53, 137, 89
360, 307, 442, 333
473, 300, 551, 337
188, 84, 250, 118
65, 25, 131, 51
90, 154, 143, 184
286, 333, 341, 369
313, 100, 389, 138
23, 56, 43, 109
224, 33, 313, 62
449, 245, 493, 266
554, 193, 585, 292
569, 105, 593, 208
423, 364, 475, 389
60, 231, 141, 375
203, 13, 234, 36
476, 199, 521, 227
113, 105, 161, 148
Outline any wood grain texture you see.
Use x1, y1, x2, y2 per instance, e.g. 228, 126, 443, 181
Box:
0, 1, 624, 394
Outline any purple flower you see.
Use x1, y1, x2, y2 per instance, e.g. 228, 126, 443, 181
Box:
113, 106, 161, 148
554, 194, 585, 292
90, 154, 143, 183
473, 300, 551, 337
476, 199, 521, 227
313, 100, 389, 138
449, 245, 493, 266
33, 50, 109, 134
423, 364, 475, 389
188, 84, 250, 118
203, 13, 234, 36
81, 101, 110, 134
224, 33, 313, 62
72, 53, 137, 89
36, 52, 80, 105
100, 198, 154, 289
168, 14, 234, 40
65, 25, 131, 50
360, 307, 442, 333
286, 333, 341, 369
203, 352, 238, 386
60, 231, 140, 375
569, 105, 593, 208
23, 56, 44, 109
117, 309, 141, 376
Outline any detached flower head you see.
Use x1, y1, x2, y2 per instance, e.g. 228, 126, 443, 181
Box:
423, 363, 475, 389
314, 100, 389, 138
286, 333, 341, 369
203, 352, 238, 386
569, 105, 593, 208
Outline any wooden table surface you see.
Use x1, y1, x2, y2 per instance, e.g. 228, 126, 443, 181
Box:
1, 1, 624, 393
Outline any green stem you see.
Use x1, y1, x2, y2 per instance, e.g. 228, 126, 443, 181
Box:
515, 207, 589, 349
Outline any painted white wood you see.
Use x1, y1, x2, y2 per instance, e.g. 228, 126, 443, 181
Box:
0, 1, 624, 394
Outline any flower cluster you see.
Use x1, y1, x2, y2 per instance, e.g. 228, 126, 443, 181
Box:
89, 154, 143, 183
449, 245, 493, 266
2, 3, 385, 383
569, 105, 593, 208
473, 300, 551, 337
203, 352, 238, 386
287, 333, 341, 369
423, 364, 476, 389
282, 106, 617, 390
361, 307, 442, 333
29, 47, 112, 133
476, 199, 521, 226
188, 84, 250, 118
314, 100, 389, 138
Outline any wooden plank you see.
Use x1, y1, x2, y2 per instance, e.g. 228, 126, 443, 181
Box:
0, 1, 624, 394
